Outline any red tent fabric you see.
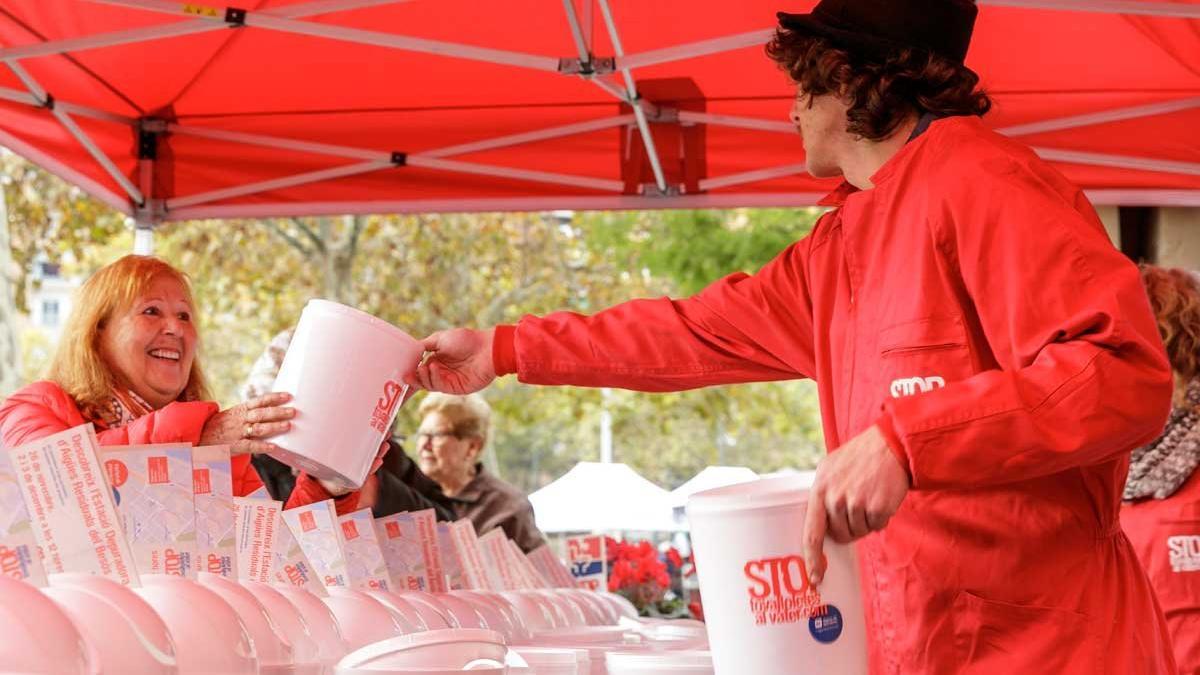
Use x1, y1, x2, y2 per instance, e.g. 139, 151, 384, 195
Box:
0, 0, 1197, 222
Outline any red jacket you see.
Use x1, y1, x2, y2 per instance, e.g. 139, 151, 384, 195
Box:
493, 117, 1176, 673
0, 380, 264, 497
1123, 469, 1200, 674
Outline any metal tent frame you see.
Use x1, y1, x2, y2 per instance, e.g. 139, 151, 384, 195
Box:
1, 0, 1197, 249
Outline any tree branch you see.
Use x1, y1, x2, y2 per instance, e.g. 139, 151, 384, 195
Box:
289, 216, 326, 254
265, 219, 313, 258
348, 215, 365, 259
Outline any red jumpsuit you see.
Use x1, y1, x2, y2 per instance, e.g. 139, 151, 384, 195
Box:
1123, 469, 1200, 674
493, 116, 1177, 673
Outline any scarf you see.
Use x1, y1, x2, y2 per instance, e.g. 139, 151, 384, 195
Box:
93, 388, 156, 431
1123, 377, 1200, 501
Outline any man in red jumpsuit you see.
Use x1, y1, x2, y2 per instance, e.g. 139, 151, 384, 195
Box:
409, 0, 1178, 671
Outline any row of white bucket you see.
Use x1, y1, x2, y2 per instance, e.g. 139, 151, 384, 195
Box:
1, 573, 712, 674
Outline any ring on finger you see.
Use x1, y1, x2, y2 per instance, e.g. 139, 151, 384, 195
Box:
244, 422, 255, 438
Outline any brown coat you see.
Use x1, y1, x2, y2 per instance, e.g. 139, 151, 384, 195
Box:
450, 464, 545, 553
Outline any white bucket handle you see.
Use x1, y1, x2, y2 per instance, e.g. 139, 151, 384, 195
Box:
463, 658, 507, 670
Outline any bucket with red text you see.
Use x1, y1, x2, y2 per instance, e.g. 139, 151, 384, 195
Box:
269, 299, 423, 488
686, 476, 866, 675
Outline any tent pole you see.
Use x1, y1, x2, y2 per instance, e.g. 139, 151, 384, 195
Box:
6, 62, 144, 205
618, 29, 774, 71
699, 162, 810, 192
4, 0, 408, 62
407, 156, 625, 192
167, 155, 623, 210
600, 388, 614, 464
978, 0, 1200, 18
590, 77, 660, 117
561, 0, 591, 67
677, 111, 795, 135
1085, 190, 1200, 207
132, 226, 155, 255
1032, 148, 1200, 176
0, 86, 137, 124
171, 114, 637, 164
169, 124, 387, 162
168, 160, 395, 209
997, 96, 1200, 136
0, 127, 133, 215
163, 189, 1200, 221
166, 192, 834, 220
595, 0, 668, 193
422, 115, 637, 158
97, 0, 561, 72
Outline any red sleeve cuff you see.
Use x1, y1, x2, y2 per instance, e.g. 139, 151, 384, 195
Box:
285, 472, 361, 514
874, 413, 913, 484
492, 324, 518, 377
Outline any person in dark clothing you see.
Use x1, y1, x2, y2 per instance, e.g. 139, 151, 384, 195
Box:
250, 437, 456, 521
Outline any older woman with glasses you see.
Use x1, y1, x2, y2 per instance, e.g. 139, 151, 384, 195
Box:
414, 392, 545, 553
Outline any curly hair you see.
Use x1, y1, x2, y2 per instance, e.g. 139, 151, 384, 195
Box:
765, 30, 992, 141
1141, 265, 1200, 382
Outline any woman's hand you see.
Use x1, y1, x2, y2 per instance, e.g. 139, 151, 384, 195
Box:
200, 392, 296, 455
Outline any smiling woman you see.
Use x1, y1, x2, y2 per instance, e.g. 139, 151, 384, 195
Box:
0, 255, 294, 496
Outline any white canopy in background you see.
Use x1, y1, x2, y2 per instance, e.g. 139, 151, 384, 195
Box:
668, 465, 760, 508
529, 461, 683, 533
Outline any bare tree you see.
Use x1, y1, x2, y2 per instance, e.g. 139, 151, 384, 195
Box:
0, 187, 21, 396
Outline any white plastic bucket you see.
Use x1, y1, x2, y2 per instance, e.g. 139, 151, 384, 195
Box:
534, 590, 588, 627
198, 572, 297, 673
395, 591, 452, 630
499, 591, 557, 632
368, 590, 436, 632
272, 585, 351, 669
633, 619, 709, 651
605, 650, 713, 675
428, 592, 488, 630
0, 575, 97, 675
133, 574, 258, 674
239, 580, 325, 675
448, 591, 526, 644
530, 626, 636, 647
322, 588, 415, 650
686, 476, 867, 675
510, 647, 589, 675
44, 573, 177, 674
334, 628, 508, 672
596, 592, 639, 621
269, 299, 424, 488
558, 590, 611, 626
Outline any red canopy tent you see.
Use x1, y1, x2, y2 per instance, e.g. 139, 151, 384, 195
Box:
0, 0, 1197, 227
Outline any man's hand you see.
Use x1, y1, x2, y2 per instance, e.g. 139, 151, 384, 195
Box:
803, 424, 910, 585
406, 328, 497, 394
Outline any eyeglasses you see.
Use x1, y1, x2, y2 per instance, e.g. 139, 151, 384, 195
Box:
415, 430, 460, 444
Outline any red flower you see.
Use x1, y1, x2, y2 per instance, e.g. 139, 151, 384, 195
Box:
605, 538, 671, 611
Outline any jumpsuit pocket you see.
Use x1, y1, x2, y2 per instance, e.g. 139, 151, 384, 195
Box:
878, 315, 973, 399
952, 591, 1100, 674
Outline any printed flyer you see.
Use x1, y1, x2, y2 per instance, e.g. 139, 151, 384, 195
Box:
6, 425, 138, 586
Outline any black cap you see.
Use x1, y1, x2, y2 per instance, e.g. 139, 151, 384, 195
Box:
777, 0, 978, 64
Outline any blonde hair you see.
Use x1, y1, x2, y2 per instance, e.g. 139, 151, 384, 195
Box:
418, 392, 492, 447
48, 255, 211, 418
1141, 264, 1200, 382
